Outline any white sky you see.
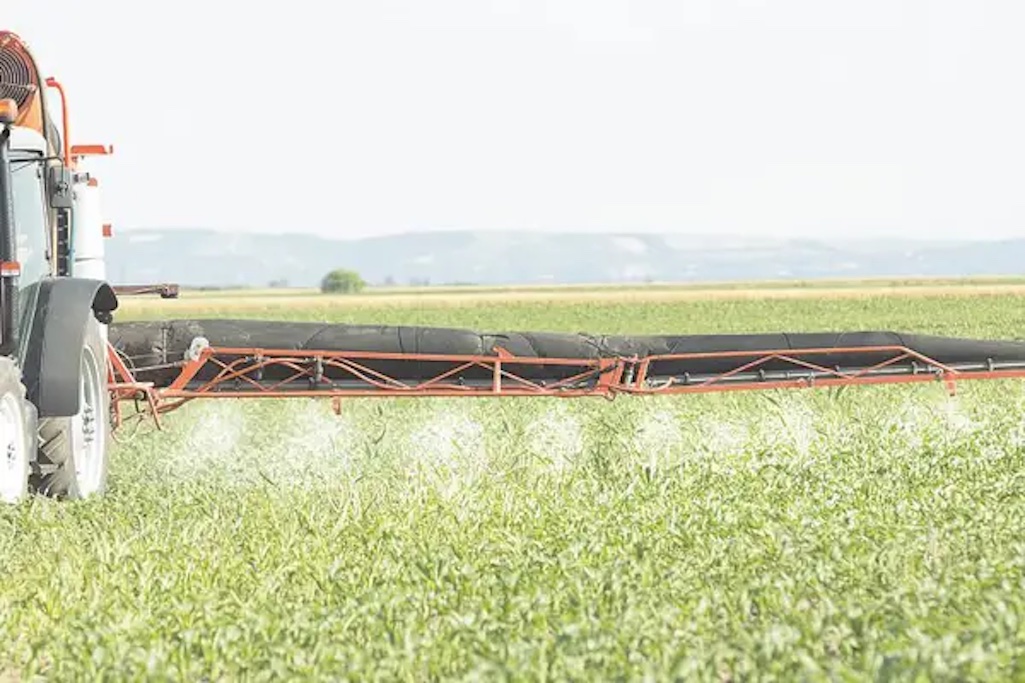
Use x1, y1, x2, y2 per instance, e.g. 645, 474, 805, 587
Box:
6, 0, 1025, 241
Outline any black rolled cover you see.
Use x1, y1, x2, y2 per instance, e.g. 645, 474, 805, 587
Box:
106, 319, 1025, 389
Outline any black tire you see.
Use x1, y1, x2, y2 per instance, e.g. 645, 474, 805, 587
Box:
0, 356, 33, 504
29, 316, 111, 499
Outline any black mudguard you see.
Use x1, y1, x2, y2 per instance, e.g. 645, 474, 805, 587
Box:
21, 277, 118, 418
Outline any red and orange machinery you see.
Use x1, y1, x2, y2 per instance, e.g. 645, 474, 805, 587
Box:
105, 321, 1025, 430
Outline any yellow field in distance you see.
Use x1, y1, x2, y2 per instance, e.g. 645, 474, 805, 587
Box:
116, 275, 1025, 317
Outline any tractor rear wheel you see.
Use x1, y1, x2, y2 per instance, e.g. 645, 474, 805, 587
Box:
0, 357, 32, 504
30, 316, 111, 499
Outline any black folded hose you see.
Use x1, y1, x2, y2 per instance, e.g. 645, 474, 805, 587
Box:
106, 319, 1025, 390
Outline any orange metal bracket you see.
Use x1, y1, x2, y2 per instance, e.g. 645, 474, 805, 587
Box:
70, 144, 113, 161
43, 77, 70, 165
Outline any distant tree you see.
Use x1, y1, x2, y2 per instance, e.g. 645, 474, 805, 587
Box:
320, 269, 366, 294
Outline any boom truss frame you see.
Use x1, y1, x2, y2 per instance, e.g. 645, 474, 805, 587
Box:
104, 340, 1025, 431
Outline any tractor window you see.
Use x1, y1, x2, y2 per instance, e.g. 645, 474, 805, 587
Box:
10, 154, 49, 287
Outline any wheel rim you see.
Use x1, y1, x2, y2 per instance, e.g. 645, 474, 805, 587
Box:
70, 344, 105, 496
0, 390, 26, 503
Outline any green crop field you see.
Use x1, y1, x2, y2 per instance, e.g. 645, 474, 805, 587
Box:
4, 283, 1025, 680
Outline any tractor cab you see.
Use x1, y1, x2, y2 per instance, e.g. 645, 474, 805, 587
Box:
0, 101, 74, 364
8, 124, 50, 289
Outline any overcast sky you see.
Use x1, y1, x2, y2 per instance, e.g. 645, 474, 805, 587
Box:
6, 0, 1024, 241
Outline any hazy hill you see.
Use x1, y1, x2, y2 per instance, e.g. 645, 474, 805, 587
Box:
104, 228, 1025, 288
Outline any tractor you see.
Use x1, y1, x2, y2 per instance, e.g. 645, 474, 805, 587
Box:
0, 30, 117, 502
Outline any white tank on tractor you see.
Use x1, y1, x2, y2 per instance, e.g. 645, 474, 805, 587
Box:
71, 166, 108, 282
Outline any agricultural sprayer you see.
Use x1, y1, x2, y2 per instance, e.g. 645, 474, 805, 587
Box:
2, 29, 1025, 503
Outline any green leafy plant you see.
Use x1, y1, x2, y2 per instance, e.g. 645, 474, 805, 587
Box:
320, 269, 366, 294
